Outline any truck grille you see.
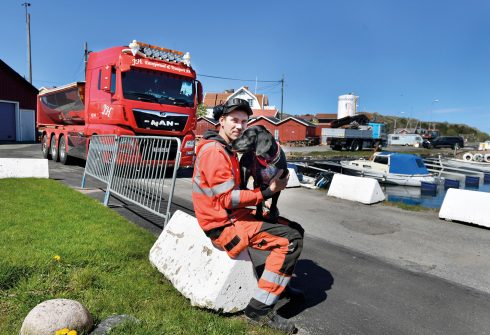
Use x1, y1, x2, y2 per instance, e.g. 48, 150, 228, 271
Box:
137, 137, 179, 161
133, 109, 188, 132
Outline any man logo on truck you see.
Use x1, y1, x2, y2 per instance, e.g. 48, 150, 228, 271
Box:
150, 120, 177, 128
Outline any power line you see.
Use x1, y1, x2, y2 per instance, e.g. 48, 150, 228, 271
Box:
197, 73, 281, 83
72, 54, 86, 79
257, 82, 281, 93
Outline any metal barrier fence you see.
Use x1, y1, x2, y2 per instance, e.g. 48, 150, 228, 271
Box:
81, 135, 182, 226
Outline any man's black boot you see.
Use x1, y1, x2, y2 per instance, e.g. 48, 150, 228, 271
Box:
244, 305, 297, 334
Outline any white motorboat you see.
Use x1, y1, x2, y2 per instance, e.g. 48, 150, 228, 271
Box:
340, 152, 436, 187
440, 157, 490, 173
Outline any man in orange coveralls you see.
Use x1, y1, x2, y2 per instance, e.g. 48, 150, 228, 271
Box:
192, 98, 304, 334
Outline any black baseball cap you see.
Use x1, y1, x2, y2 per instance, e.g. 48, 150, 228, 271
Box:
213, 98, 253, 121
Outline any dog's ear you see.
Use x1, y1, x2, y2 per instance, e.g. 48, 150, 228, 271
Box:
255, 130, 274, 156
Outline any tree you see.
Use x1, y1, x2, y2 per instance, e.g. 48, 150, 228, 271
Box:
197, 104, 208, 118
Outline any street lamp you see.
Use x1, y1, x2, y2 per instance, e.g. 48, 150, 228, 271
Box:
21, 2, 32, 84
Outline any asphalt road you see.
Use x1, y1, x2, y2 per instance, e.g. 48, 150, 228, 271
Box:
2, 143, 490, 335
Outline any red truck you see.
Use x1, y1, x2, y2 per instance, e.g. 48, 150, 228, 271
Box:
37, 40, 202, 167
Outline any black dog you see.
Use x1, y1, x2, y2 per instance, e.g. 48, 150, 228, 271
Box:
231, 125, 288, 222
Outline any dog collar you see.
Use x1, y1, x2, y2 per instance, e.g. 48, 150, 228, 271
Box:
256, 141, 281, 167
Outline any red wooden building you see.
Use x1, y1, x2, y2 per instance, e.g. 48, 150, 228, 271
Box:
196, 110, 319, 145
0, 59, 38, 141
196, 117, 219, 138
248, 116, 317, 144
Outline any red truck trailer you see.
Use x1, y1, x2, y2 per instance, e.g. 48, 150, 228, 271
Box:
37, 40, 202, 167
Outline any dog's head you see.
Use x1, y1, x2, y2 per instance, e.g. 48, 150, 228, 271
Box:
231, 125, 276, 158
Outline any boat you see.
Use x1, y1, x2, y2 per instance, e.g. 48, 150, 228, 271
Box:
340, 152, 436, 186
423, 155, 487, 185
439, 157, 490, 173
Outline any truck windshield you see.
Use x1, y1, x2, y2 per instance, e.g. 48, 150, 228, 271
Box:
122, 68, 195, 107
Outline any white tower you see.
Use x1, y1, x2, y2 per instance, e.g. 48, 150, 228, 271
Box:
337, 93, 358, 119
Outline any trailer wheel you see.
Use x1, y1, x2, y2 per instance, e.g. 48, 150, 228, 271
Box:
59, 136, 70, 165
42, 134, 51, 159
50, 136, 59, 162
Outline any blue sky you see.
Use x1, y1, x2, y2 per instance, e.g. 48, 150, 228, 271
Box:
1, 0, 490, 134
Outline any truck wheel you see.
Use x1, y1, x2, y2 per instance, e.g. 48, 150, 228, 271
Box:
333, 145, 342, 151
50, 136, 59, 162
59, 136, 70, 165
42, 134, 51, 159
350, 141, 361, 151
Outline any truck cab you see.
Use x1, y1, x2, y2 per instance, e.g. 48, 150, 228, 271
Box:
38, 40, 202, 167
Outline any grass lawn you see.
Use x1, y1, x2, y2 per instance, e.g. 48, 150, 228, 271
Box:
0, 178, 280, 335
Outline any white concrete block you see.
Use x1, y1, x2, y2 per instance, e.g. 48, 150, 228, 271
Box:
149, 210, 256, 313
0, 158, 49, 179
286, 167, 300, 188
327, 174, 385, 204
439, 188, 490, 228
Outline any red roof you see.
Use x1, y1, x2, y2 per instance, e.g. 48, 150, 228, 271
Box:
316, 113, 337, 119
203, 88, 269, 108
251, 108, 278, 118
203, 93, 232, 107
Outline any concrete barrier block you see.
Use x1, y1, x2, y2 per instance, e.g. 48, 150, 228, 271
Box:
327, 174, 385, 204
149, 210, 256, 313
286, 167, 300, 188
439, 188, 490, 228
0, 158, 49, 179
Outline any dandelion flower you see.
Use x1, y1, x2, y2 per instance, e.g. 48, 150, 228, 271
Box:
67, 330, 78, 335
53, 255, 61, 262
55, 328, 69, 335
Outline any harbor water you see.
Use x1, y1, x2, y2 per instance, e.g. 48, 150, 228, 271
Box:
383, 181, 490, 209
296, 159, 490, 210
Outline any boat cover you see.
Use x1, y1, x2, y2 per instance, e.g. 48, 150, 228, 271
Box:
379, 152, 429, 175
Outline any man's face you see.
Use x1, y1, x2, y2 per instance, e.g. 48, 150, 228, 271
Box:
219, 110, 249, 143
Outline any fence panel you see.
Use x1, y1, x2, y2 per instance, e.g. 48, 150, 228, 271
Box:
82, 135, 182, 227
82, 135, 118, 184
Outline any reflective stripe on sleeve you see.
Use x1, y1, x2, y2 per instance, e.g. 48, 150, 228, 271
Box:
231, 190, 241, 208
192, 182, 214, 197
192, 178, 235, 196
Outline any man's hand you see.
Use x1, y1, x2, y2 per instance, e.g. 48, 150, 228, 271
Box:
268, 169, 289, 194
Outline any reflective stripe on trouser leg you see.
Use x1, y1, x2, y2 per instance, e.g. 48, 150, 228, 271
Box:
253, 269, 291, 305
250, 221, 303, 306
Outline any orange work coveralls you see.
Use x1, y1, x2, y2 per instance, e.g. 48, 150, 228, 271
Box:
192, 131, 303, 311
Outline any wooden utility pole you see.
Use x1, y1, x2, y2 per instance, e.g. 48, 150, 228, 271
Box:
84, 42, 89, 73
280, 75, 284, 120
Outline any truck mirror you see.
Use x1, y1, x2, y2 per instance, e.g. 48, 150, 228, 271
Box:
196, 80, 203, 104
100, 66, 112, 92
